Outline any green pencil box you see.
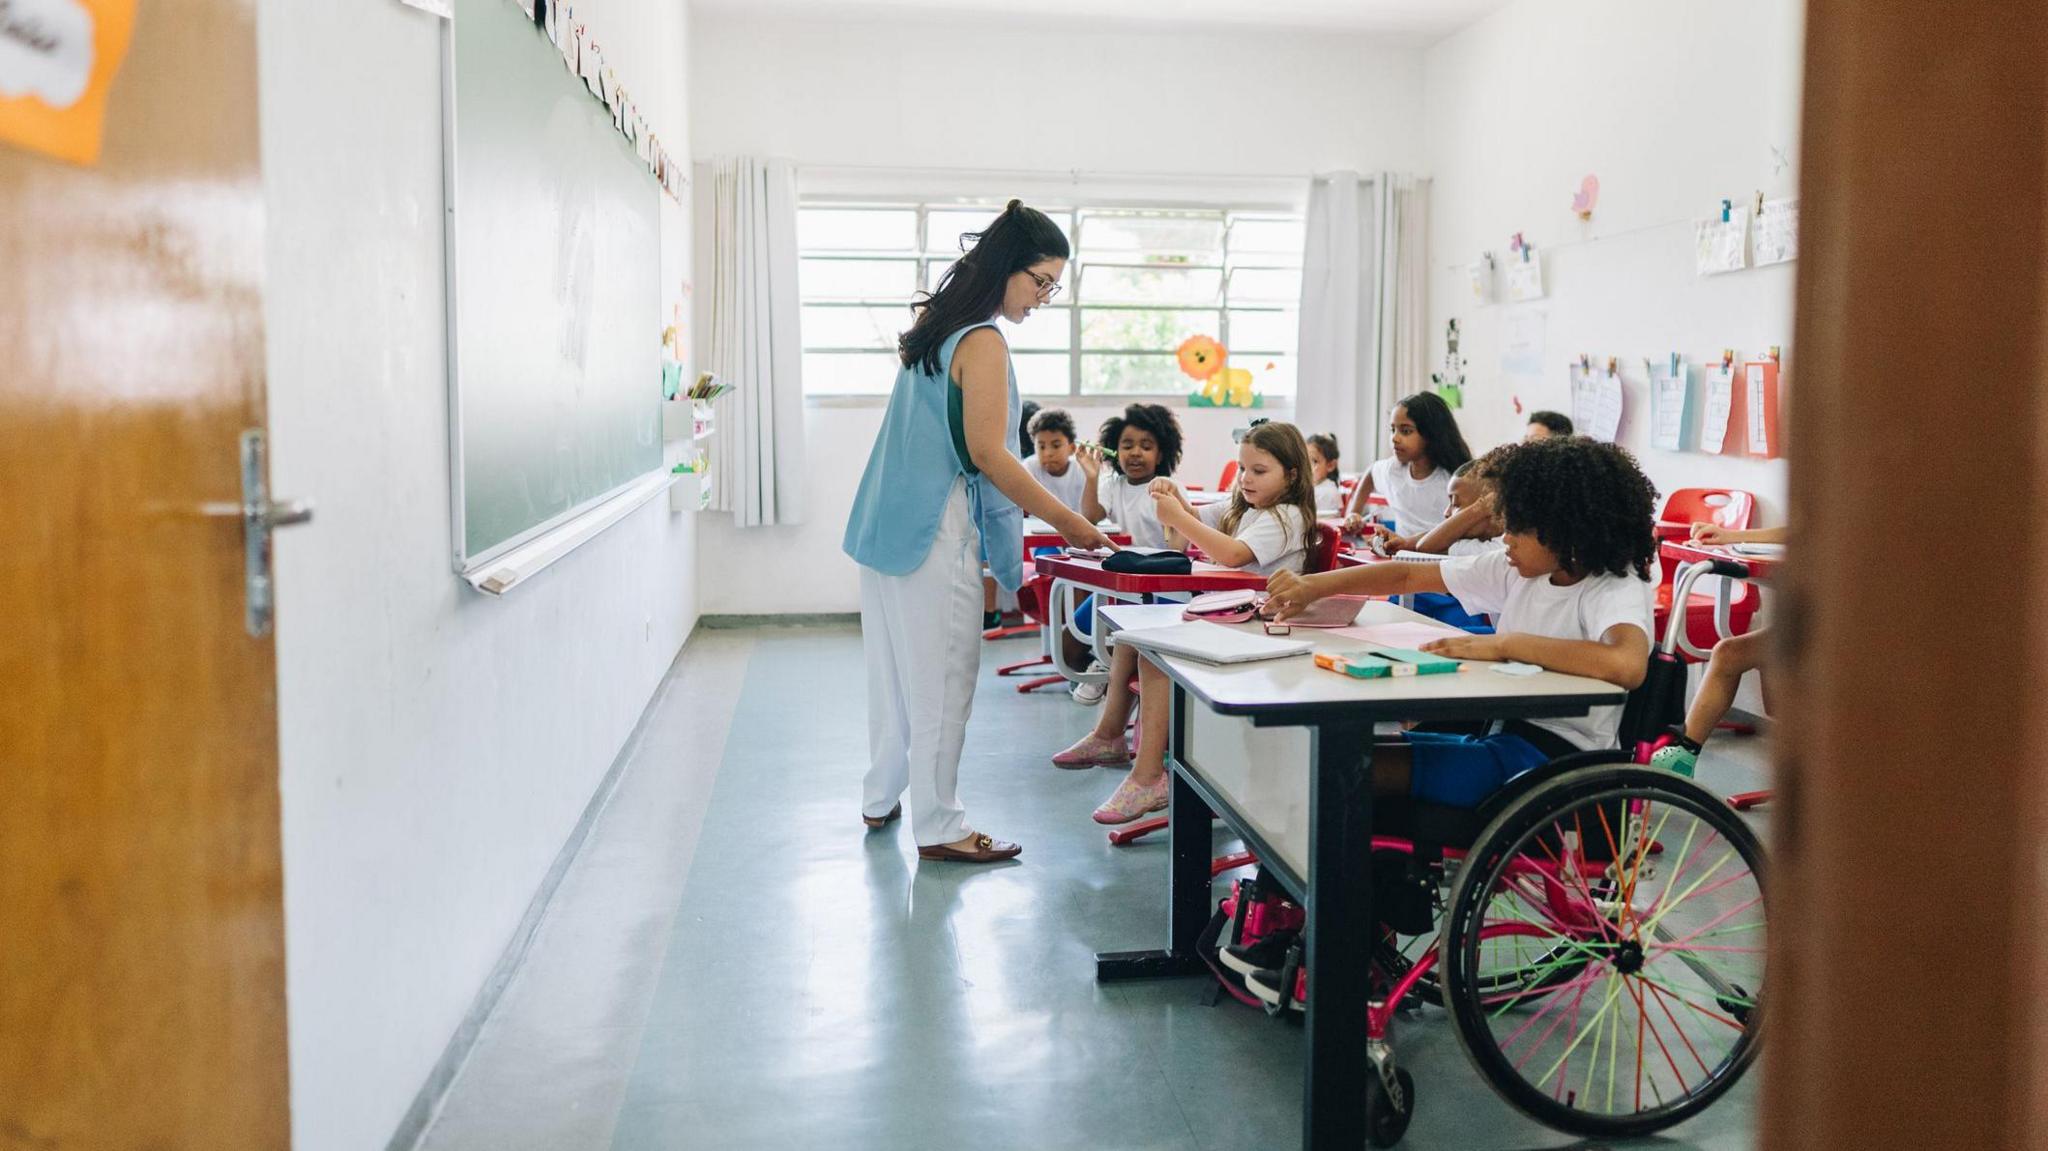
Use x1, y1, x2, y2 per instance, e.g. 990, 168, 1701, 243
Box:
1367, 646, 1463, 676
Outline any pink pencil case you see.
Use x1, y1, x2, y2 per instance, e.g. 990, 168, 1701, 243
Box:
1182, 589, 1260, 624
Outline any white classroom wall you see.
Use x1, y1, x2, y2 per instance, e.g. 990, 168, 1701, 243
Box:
689, 9, 1427, 615
1422, 0, 1801, 525
258, 2, 695, 1148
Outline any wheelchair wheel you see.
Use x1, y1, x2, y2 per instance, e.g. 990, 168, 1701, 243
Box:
1440, 766, 1765, 1138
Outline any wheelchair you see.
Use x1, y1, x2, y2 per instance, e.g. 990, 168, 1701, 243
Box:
1206, 602, 1769, 1147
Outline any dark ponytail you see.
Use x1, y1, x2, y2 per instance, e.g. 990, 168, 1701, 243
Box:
899, 200, 1070, 375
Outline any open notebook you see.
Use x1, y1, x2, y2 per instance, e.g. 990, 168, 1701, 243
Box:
1113, 621, 1312, 665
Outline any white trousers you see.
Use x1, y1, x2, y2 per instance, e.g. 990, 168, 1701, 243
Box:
860, 478, 982, 847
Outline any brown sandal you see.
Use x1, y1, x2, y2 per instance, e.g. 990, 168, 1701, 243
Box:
862, 803, 902, 830
916, 832, 1022, 863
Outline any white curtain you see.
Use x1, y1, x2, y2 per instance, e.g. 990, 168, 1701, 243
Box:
1294, 172, 1428, 464
703, 156, 806, 526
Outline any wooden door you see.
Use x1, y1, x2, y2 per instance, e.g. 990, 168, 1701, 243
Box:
0, 1, 289, 1147
1763, 1, 2047, 1146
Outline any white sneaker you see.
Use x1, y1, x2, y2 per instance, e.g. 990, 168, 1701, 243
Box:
1070, 661, 1108, 705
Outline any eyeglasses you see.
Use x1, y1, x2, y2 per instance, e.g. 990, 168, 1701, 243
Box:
1024, 269, 1063, 299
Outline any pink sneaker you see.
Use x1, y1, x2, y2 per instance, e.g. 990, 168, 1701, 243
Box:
1052, 732, 1132, 770
1092, 775, 1169, 824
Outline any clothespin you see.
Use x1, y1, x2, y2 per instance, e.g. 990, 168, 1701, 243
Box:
1754, 191, 1766, 217
1768, 345, 1781, 361
1670, 352, 1681, 375
1522, 243, 1532, 263
1720, 199, 1732, 223
1605, 357, 1618, 375
1721, 349, 1735, 369
1578, 353, 1591, 371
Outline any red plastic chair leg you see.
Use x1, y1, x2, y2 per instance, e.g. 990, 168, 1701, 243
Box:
1716, 720, 1758, 736
1210, 851, 1257, 876
997, 655, 1053, 677
1727, 789, 1773, 811
983, 623, 1041, 641
1015, 674, 1067, 694
1107, 816, 1168, 846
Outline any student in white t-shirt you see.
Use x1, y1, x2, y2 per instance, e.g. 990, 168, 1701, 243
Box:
1401, 453, 1507, 557
1342, 392, 1473, 545
1306, 432, 1344, 514
1060, 404, 1188, 699
1066, 422, 1323, 824
1269, 437, 1657, 807
1023, 408, 1088, 513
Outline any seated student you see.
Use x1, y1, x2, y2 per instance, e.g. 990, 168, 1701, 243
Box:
985, 399, 1049, 629
1525, 410, 1573, 441
1056, 423, 1320, 821
1063, 403, 1187, 703
1267, 437, 1657, 807
1306, 433, 1344, 514
1378, 450, 1504, 556
1024, 408, 1087, 513
1341, 392, 1472, 546
1647, 522, 1789, 778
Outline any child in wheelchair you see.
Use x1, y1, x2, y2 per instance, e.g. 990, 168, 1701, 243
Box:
1265, 435, 1658, 807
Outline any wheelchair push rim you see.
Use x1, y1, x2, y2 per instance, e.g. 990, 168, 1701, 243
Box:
1439, 766, 1767, 1138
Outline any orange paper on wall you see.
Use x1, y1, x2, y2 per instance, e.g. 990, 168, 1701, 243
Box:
0, 0, 140, 166
1740, 357, 1782, 458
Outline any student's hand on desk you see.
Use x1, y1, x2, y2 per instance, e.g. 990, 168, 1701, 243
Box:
1381, 532, 1416, 554
1420, 633, 1506, 661
1340, 513, 1367, 537
1690, 523, 1732, 545
1263, 569, 1323, 622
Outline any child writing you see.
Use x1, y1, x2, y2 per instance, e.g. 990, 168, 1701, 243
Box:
1056, 423, 1321, 824
1062, 404, 1187, 701
1268, 437, 1656, 807
1342, 392, 1473, 550
1024, 408, 1087, 513
1306, 433, 1344, 514
1646, 522, 1788, 778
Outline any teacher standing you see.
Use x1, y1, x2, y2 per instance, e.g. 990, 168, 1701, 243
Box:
843, 201, 1115, 863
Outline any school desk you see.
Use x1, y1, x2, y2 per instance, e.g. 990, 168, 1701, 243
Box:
1030, 553, 1271, 690
1093, 601, 1624, 1151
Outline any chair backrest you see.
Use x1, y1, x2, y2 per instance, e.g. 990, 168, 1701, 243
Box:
1617, 649, 1689, 749
1306, 520, 1341, 574
1656, 488, 1756, 584
1216, 459, 1239, 492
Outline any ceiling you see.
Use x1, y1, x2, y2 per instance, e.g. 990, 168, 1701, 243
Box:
688, 0, 1517, 40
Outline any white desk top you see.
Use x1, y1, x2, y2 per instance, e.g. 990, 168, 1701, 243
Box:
1099, 600, 1625, 723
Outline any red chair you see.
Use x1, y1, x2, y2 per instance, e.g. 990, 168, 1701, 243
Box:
1307, 520, 1340, 574
994, 576, 1069, 693
1652, 488, 1760, 657
1215, 459, 1239, 492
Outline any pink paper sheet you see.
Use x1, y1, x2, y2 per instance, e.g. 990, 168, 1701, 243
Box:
1334, 620, 1465, 649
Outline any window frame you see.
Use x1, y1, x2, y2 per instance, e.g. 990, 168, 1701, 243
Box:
797, 196, 1303, 405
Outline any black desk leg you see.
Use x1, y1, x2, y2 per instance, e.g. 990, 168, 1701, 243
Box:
1302, 722, 1374, 1151
1096, 682, 1212, 982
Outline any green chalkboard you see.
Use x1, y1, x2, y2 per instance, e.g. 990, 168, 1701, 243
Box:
447, 0, 662, 570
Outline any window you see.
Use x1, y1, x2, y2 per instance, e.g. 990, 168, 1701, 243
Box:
797, 200, 1303, 400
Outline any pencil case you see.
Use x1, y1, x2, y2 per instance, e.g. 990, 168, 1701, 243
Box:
1314, 651, 1404, 678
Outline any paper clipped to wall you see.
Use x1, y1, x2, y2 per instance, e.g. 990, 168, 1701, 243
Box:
1701, 359, 1736, 453
1506, 251, 1544, 302
1753, 198, 1798, 265
1695, 213, 1748, 276
1650, 357, 1694, 452
1569, 360, 1623, 443
1743, 356, 1783, 458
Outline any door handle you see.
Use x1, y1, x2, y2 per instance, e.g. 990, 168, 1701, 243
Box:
200, 430, 313, 637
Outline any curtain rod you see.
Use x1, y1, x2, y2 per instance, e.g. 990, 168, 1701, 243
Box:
796, 161, 1313, 186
